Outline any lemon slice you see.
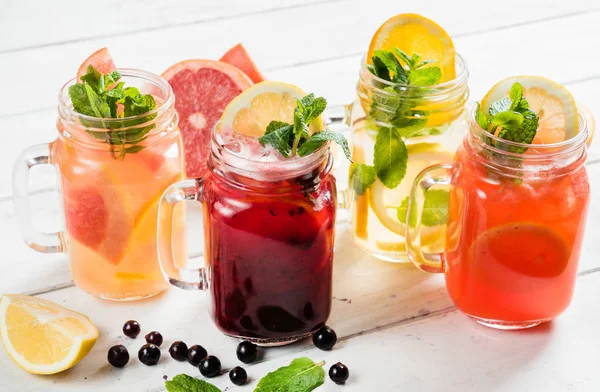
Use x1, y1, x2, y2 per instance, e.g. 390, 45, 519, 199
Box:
480, 76, 579, 144
218, 81, 323, 137
368, 146, 454, 236
367, 13, 456, 82
0, 295, 98, 374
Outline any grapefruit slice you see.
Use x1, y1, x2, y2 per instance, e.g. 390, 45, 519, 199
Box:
480, 76, 579, 144
368, 14, 456, 82
76, 47, 116, 81
220, 43, 265, 84
0, 295, 98, 375
162, 60, 253, 178
63, 174, 135, 266
218, 81, 323, 138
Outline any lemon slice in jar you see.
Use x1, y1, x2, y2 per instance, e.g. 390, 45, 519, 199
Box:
480, 76, 579, 144
218, 81, 324, 137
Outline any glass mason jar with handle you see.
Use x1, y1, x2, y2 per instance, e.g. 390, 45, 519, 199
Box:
326, 54, 469, 263
406, 106, 591, 329
158, 123, 336, 346
13, 69, 185, 300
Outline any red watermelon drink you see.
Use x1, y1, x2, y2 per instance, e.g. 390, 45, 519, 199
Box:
158, 82, 351, 344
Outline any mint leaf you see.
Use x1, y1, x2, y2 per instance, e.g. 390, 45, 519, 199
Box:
372, 49, 407, 84
489, 97, 512, 117
259, 124, 294, 157
490, 111, 524, 128
69, 84, 96, 117
422, 189, 450, 226
397, 189, 450, 227
393, 48, 412, 67
350, 163, 376, 195
509, 83, 523, 111
165, 374, 220, 392
373, 127, 408, 189
297, 130, 351, 160
475, 103, 489, 130
254, 357, 325, 392
265, 120, 292, 135
84, 83, 111, 119
498, 109, 538, 151
303, 97, 327, 124
408, 67, 442, 87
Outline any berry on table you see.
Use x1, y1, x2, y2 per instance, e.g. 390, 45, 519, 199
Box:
123, 320, 141, 338
312, 326, 337, 350
169, 341, 189, 361
329, 362, 349, 384
138, 343, 161, 366
200, 355, 222, 378
236, 341, 258, 363
229, 366, 247, 385
145, 331, 163, 347
187, 344, 208, 367
107, 345, 129, 368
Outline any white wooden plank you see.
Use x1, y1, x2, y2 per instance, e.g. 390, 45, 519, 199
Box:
0, 1, 598, 117
1, 255, 599, 391
0, 0, 335, 53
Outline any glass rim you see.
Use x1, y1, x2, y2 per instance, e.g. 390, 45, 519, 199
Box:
209, 120, 331, 177
467, 104, 589, 155
57, 68, 174, 126
359, 52, 469, 91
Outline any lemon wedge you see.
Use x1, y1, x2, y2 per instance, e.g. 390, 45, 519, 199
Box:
218, 81, 323, 138
0, 294, 98, 374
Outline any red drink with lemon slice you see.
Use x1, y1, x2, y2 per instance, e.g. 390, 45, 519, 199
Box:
407, 87, 591, 329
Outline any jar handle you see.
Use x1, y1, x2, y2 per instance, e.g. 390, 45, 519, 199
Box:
406, 163, 453, 273
157, 178, 207, 291
322, 103, 353, 213
12, 143, 64, 253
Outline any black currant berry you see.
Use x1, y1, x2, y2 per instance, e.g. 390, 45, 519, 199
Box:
236, 341, 257, 364
329, 362, 349, 384
145, 331, 163, 347
229, 366, 247, 386
169, 341, 189, 361
123, 320, 141, 338
199, 355, 222, 378
107, 345, 129, 368
138, 343, 161, 366
187, 344, 208, 367
312, 326, 337, 350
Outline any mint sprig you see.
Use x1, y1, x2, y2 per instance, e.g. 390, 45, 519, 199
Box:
258, 94, 351, 161
360, 48, 443, 191
165, 374, 220, 392
68, 65, 157, 159
475, 82, 539, 153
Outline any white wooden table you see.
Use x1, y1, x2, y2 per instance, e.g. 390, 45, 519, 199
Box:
1, 1, 600, 390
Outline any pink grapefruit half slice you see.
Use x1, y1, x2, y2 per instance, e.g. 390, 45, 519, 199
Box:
219, 43, 265, 84
162, 60, 253, 178
76, 47, 116, 81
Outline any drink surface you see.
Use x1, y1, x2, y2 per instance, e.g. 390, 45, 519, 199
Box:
444, 145, 590, 322
203, 129, 336, 341
54, 131, 184, 300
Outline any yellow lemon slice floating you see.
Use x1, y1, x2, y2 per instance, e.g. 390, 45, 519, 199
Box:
367, 13, 456, 82
367, 145, 454, 237
0, 294, 98, 375
480, 76, 579, 144
218, 81, 324, 138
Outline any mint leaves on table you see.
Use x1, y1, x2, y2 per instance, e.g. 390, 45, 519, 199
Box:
254, 357, 325, 392
165, 374, 220, 392
355, 48, 443, 193
258, 94, 351, 161
397, 189, 450, 227
68, 65, 157, 159
475, 82, 539, 153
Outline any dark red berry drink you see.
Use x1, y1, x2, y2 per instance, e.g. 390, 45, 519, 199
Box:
202, 148, 336, 345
